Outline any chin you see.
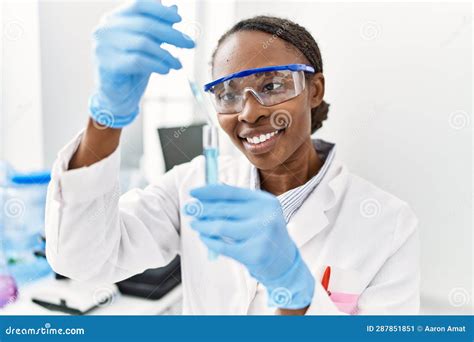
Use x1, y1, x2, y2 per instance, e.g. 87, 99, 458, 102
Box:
245, 151, 284, 170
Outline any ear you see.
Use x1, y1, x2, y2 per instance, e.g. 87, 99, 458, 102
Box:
308, 72, 325, 109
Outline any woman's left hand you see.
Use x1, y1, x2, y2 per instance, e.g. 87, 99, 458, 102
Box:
186, 184, 315, 309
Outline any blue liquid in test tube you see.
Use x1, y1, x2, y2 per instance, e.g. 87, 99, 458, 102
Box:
203, 125, 219, 260
204, 147, 219, 185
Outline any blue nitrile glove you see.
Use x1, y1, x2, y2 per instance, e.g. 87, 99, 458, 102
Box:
187, 184, 315, 309
89, 0, 195, 128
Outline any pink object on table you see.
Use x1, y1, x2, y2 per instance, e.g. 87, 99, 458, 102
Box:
0, 274, 18, 308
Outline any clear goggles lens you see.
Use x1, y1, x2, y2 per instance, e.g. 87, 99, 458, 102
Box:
207, 69, 307, 114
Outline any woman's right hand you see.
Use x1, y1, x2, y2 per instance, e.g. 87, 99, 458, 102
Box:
89, 0, 195, 128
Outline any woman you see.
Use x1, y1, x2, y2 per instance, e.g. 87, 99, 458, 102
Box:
45, 1, 420, 315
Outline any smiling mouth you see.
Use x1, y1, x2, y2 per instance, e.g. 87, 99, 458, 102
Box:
239, 128, 285, 155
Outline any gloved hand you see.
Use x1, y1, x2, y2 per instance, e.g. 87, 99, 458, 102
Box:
89, 0, 195, 128
187, 184, 315, 309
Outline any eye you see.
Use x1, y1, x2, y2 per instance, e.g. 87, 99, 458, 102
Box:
262, 81, 284, 93
218, 92, 237, 102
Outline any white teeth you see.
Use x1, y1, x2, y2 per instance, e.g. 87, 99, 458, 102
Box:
245, 130, 280, 145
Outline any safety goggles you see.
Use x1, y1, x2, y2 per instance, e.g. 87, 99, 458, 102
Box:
203, 64, 315, 114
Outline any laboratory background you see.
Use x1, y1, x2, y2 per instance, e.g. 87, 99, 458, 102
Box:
0, 0, 472, 315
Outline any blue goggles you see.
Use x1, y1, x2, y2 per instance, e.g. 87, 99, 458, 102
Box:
203, 64, 316, 114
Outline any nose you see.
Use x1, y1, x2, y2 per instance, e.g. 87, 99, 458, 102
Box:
237, 89, 270, 124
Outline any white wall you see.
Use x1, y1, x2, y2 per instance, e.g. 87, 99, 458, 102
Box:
1, 0, 44, 170
234, 1, 472, 314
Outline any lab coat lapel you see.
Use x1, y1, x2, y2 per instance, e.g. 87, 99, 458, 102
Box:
287, 159, 348, 248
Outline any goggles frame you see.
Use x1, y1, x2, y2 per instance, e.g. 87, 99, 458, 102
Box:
203, 64, 316, 114
204, 63, 315, 93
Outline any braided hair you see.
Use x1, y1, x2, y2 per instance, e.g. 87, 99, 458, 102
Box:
210, 15, 329, 134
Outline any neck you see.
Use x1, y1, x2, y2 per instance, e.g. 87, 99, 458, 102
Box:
259, 139, 323, 196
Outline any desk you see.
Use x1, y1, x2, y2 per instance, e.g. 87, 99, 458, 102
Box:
0, 275, 182, 315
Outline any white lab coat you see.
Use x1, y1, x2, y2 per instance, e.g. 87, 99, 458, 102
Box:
45, 132, 420, 315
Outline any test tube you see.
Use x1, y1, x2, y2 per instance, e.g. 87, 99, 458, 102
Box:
202, 125, 219, 260
203, 125, 219, 184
